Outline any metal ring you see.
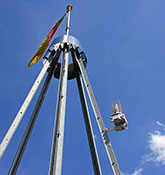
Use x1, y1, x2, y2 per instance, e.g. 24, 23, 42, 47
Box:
46, 35, 87, 80
50, 35, 83, 50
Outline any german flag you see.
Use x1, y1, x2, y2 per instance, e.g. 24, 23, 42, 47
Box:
28, 14, 65, 67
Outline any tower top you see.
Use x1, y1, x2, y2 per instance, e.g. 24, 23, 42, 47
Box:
67, 5, 72, 12
66, 5, 72, 36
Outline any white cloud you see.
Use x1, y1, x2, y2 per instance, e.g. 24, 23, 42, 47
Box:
122, 121, 165, 175
156, 121, 165, 128
131, 168, 143, 175
121, 168, 143, 175
144, 130, 165, 165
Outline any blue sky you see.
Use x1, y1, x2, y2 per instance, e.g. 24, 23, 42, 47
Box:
0, 0, 165, 174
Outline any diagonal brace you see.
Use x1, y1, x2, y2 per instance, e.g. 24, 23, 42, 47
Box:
0, 54, 54, 159
75, 51, 121, 175
72, 49, 102, 175
8, 49, 62, 175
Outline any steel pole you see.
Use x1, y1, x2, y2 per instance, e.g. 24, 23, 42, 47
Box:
75, 55, 121, 175
49, 46, 69, 175
0, 56, 52, 159
66, 5, 72, 36
72, 49, 102, 175
8, 49, 61, 175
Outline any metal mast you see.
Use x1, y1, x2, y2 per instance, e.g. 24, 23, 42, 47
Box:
0, 5, 128, 175
49, 6, 71, 175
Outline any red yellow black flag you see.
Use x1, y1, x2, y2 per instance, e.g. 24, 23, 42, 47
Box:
28, 14, 65, 67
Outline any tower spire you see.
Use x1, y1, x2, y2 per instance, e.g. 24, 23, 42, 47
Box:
66, 5, 72, 36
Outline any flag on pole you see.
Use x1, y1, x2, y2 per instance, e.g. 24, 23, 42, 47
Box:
28, 14, 65, 67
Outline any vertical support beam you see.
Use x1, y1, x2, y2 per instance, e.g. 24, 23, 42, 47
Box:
75, 56, 121, 175
49, 46, 69, 175
8, 49, 61, 175
72, 50, 102, 175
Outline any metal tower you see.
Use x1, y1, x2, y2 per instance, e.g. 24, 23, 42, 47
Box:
0, 5, 128, 175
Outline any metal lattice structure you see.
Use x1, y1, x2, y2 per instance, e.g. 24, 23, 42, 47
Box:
0, 5, 128, 175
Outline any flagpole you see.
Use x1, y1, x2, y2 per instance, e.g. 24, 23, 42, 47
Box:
66, 5, 72, 36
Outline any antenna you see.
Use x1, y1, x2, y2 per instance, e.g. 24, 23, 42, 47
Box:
119, 101, 122, 113
112, 102, 115, 113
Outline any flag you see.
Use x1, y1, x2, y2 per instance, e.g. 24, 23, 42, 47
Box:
28, 14, 65, 67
